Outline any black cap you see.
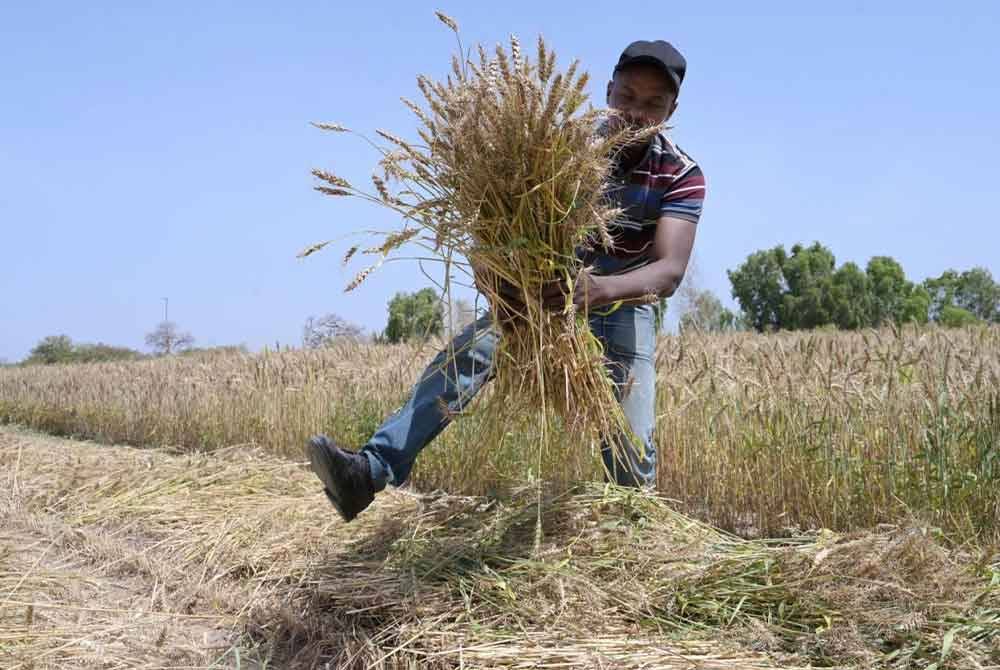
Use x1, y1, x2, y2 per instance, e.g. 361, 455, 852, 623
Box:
614, 40, 686, 93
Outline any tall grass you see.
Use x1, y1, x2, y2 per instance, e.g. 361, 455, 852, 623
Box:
1, 324, 998, 543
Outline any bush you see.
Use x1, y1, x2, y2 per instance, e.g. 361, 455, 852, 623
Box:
938, 305, 979, 328
74, 343, 144, 363
23, 335, 142, 365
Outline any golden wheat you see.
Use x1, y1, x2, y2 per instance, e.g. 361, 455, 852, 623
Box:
2, 324, 997, 542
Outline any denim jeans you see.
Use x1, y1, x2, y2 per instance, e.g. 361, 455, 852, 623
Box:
361, 303, 659, 490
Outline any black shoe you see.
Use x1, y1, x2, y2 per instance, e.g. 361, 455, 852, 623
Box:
307, 435, 375, 522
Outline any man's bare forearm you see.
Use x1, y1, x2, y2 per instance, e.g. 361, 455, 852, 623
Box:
591, 259, 683, 307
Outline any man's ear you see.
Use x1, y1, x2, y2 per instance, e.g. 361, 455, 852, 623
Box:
606, 80, 613, 105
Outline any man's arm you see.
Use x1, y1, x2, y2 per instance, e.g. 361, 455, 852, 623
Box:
581, 215, 697, 308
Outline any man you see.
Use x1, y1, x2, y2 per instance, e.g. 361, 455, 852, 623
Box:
308, 40, 706, 522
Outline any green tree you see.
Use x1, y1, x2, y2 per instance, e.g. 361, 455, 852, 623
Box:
25, 335, 75, 364
728, 246, 788, 332
780, 242, 836, 329
923, 269, 960, 321
901, 285, 931, 325
866, 256, 927, 326
827, 262, 872, 329
73, 343, 142, 363
382, 288, 444, 343
938, 304, 980, 328
729, 244, 935, 331
23, 336, 140, 365
924, 267, 998, 323
955, 267, 999, 322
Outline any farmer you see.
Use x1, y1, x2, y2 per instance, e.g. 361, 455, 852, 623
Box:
308, 40, 706, 522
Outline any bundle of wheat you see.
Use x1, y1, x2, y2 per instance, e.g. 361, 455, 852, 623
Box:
307, 14, 656, 473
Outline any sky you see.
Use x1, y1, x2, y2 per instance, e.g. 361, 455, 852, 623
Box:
1, 1, 998, 362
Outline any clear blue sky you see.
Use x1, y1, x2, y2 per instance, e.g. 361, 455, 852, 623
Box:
2, 1, 998, 361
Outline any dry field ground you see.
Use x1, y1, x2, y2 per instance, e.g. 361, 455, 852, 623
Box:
3, 427, 998, 669
2, 427, 821, 669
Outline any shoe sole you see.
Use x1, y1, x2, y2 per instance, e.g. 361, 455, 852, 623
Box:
307, 438, 354, 522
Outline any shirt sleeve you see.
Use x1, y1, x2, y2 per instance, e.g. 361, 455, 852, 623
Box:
660, 165, 706, 224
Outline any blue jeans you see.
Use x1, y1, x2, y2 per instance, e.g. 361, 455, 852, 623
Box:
361, 304, 659, 489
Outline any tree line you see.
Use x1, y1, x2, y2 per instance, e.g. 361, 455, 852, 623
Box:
11, 245, 995, 365
18, 323, 244, 366
13, 290, 451, 366
726, 242, 997, 332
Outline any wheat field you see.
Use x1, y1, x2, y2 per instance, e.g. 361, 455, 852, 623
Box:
1, 324, 997, 543
2, 324, 999, 667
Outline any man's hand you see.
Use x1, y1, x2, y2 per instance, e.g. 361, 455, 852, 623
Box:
540, 268, 604, 311
471, 262, 527, 324
472, 261, 604, 319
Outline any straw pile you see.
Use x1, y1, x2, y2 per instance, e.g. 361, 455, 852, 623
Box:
307, 13, 656, 468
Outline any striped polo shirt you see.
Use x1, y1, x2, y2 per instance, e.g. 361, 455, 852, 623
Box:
580, 131, 706, 277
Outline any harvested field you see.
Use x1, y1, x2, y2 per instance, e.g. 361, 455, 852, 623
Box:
2, 426, 997, 668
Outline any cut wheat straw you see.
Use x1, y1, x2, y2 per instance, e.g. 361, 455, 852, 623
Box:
3, 427, 997, 669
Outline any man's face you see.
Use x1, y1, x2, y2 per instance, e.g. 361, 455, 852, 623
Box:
606, 63, 678, 130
